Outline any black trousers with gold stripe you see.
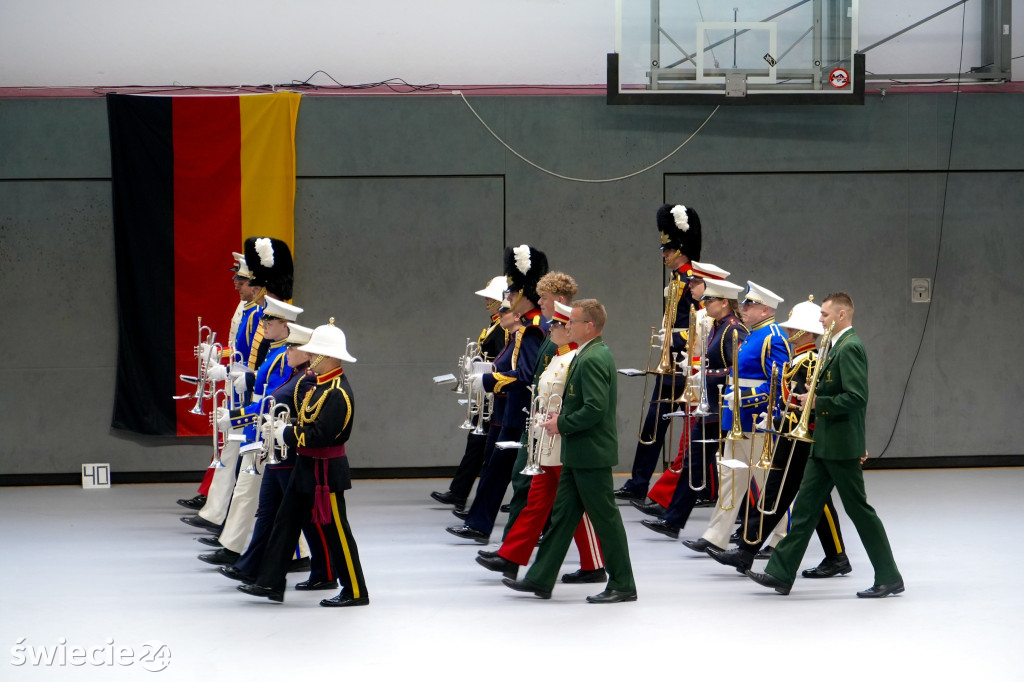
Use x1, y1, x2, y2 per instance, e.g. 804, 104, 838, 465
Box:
738, 439, 846, 557
256, 455, 368, 601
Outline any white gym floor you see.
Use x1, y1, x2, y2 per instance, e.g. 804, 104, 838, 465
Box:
1, 468, 1021, 681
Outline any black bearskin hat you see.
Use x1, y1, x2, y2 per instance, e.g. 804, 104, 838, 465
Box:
244, 236, 294, 300
656, 204, 702, 261
503, 244, 549, 306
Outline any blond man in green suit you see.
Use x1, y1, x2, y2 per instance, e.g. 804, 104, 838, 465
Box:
747, 292, 904, 598
503, 299, 637, 603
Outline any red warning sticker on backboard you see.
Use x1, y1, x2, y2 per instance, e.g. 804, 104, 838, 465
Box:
829, 68, 850, 89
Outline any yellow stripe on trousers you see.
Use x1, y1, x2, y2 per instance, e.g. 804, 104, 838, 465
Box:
822, 504, 843, 554
330, 492, 361, 599
238, 92, 301, 247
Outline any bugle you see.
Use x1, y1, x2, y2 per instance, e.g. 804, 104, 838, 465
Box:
173, 316, 220, 414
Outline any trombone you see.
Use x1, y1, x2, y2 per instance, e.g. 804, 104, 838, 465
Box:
744, 362, 782, 545
686, 316, 714, 492
634, 279, 687, 446
717, 330, 748, 511
788, 321, 835, 443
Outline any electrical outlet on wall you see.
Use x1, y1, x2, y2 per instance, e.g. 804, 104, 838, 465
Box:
911, 278, 931, 303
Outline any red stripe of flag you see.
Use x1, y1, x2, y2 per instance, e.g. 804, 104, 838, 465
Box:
172, 97, 244, 436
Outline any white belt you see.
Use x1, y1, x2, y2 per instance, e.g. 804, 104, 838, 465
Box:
737, 378, 761, 388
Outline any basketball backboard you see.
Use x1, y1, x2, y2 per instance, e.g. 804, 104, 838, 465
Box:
609, 0, 864, 105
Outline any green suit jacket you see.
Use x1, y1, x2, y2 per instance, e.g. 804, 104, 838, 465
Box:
556, 337, 618, 469
812, 328, 868, 461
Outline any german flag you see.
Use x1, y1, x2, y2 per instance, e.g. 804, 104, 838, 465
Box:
107, 92, 301, 436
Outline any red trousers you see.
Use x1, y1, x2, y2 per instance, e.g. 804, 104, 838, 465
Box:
498, 464, 604, 569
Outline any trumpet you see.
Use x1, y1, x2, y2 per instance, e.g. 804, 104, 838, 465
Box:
261, 399, 292, 466
239, 396, 271, 476
521, 392, 563, 476
787, 321, 835, 443
454, 338, 482, 394
208, 388, 228, 469
173, 317, 221, 415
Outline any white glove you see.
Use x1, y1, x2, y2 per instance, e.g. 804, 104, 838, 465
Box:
198, 342, 213, 359
215, 407, 231, 430
470, 372, 486, 395
663, 286, 670, 297
653, 328, 666, 344
207, 364, 228, 383
233, 373, 249, 394
755, 412, 769, 430
260, 418, 288, 447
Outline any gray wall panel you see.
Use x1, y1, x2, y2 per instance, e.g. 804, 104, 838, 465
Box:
0, 98, 110, 179
292, 176, 505, 468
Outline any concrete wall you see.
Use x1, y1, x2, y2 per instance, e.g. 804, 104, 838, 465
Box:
1, 91, 1022, 476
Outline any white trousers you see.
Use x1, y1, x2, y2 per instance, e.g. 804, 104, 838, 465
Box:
198, 438, 240, 525
701, 433, 772, 550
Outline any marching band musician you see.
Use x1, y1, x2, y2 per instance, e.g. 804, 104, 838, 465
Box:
639, 274, 748, 539
500, 271, 577, 533
707, 296, 850, 576
476, 301, 605, 582
177, 251, 252, 511
682, 282, 790, 554
198, 297, 306, 567
632, 260, 730, 518
504, 300, 636, 603
239, 319, 370, 606
181, 237, 293, 534
219, 323, 336, 591
615, 204, 704, 502
431, 275, 511, 511
748, 293, 905, 598
447, 245, 548, 544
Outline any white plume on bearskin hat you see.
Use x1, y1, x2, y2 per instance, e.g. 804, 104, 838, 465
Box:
656, 204, 702, 261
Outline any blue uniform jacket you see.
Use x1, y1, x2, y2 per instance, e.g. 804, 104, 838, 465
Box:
721, 316, 790, 432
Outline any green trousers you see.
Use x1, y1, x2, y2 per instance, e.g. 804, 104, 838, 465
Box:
766, 456, 901, 586
525, 466, 635, 593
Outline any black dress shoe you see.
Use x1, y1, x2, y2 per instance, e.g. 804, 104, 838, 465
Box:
451, 508, 469, 521
745, 570, 792, 595
237, 583, 284, 602
630, 500, 666, 517
613, 486, 645, 502
586, 588, 637, 604
177, 494, 207, 510
320, 593, 369, 607
856, 579, 905, 598
501, 577, 552, 599
219, 565, 255, 583
288, 557, 311, 573
198, 548, 240, 566
755, 546, 773, 560
446, 525, 489, 544
641, 518, 680, 539
296, 578, 339, 591
561, 568, 607, 584
477, 549, 499, 558
196, 536, 223, 548
695, 499, 717, 508
500, 504, 511, 513
476, 554, 519, 579
682, 538, 714, 553
180, 515, 222, 533
430, 490, 466, 509
801, 553, 853, 579
706, 547, 755, 573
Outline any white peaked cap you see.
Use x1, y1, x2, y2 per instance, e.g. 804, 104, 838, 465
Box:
284, 322, 314, 346
702, 279, 744, 300
743, 281, 784, 309
475, 275, 508, 301
263, 297, 303, 322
